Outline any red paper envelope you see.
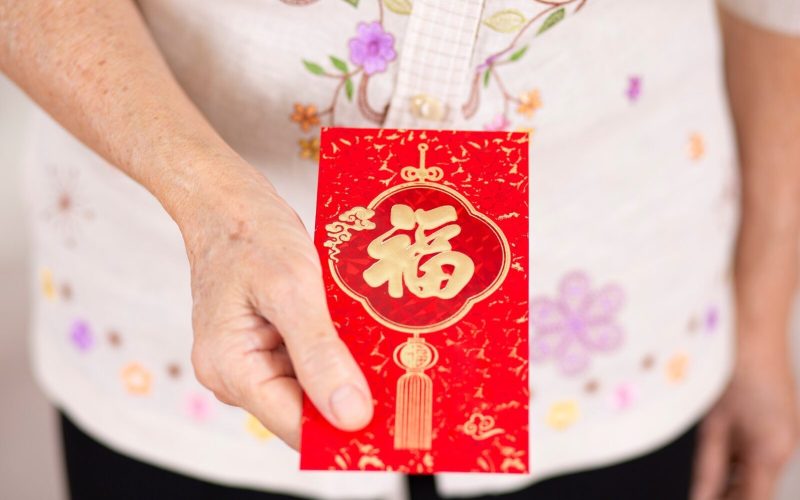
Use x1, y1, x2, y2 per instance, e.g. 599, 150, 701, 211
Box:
301, 128, 529, 474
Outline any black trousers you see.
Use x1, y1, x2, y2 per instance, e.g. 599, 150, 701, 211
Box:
61, 413, 697, 500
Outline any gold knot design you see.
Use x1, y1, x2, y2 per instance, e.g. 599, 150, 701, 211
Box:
400, 143, 444, 182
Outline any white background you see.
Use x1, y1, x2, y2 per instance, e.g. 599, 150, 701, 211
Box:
2, 74, 800, 499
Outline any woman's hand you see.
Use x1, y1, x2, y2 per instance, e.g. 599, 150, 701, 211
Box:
692, 343, 800, 500
181, 164, 373, 449
0, 0, 373, 451
699, 7, 800, 500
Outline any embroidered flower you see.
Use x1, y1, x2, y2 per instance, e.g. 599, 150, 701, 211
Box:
166, 362, 182, 378
298, 136, 320, 162
107, 330, 122, 347
531, 271, 625, 375
483, 114, 510, 131
60, 283, 72, 301
610, 382, 639, 410
290, 103, 320, 132
245, 413, 274, 440
689, 132, 705, 160
121, 362, 153, 395
41, 268, 56, 301
43, 166, 94, 247
705, 306, 718, 333
666, 353, 689, 383
516, 89, 542, 118
546, 400, 579, 430
69, 319, 94, 352
185, 393, 212, 422
626, 76, 642, 102
348, 21, 396, 75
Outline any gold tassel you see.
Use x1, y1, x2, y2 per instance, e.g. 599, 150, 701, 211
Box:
395, 371, 433, 450
393, 335, 437, 450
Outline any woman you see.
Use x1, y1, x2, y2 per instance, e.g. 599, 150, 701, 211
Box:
1, 0, 799, 499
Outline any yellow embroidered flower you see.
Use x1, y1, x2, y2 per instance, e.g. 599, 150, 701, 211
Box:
121, 362, 153, 395
546, 399, 579, 430
290, 103, 321, 132
41, 268, 56, 300
245, 413, 274, 440
298, 136, 320, 162
516, 89, 542, 118
666, 353, 689, 383
689, 132, 705, 160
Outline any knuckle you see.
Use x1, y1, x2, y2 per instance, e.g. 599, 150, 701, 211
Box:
294, 336, 348, 378
259, 258, 320, 310
191, 342, 220, 392
191, 347, 240, 407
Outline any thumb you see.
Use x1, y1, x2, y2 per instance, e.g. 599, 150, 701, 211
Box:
259, 266, 374, 431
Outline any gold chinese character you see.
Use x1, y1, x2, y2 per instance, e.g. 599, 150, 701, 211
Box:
363, 204, 475, 299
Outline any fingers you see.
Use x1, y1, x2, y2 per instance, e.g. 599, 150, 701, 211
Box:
691, 414, 731, 500
736, 462, 777, 500
241, 375, 304, 449
255, 257, 374, 432
735, 427, 797, 500
192, 321, 303, 446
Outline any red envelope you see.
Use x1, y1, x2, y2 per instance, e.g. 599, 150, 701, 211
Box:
301, 128, 529, 473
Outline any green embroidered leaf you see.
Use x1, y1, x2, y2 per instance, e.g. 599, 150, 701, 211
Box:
483, 68, 491, 88
329, 55, 348, 73
383, 0, 412, 15
482, 9, 526, 33
302, 60, 325, 75
344, 78, 354, 101
341, 0, 359, 7
509, 45, 528, 62
537, 8, 565, 35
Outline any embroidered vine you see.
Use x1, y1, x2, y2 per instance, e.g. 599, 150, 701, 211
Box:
465, 0, 589, 130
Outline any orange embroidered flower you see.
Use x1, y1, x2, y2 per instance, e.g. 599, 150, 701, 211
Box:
666, 353, 689, 382
298, 136, 320, 162
689, 132, 705, 160
290, 103, 320, 132
546, 399, 579, 430
516, 89, 542, 118
245, 413, 274, 440
121, 362, 153, 395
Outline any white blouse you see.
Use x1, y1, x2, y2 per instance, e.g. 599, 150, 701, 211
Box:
23, 0, 798, 498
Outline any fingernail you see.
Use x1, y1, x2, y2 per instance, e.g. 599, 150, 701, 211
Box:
330, 384, 371, 430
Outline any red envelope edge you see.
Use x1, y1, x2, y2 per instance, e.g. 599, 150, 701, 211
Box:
301, 127, 529, 474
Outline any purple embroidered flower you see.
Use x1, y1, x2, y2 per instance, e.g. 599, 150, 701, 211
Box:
69, 319, 94, 352
531, 271, 625, 375
626, 76, 642, 102
705, 306, 718, 333
348, 22, 396, 75
483, 114, 510, 131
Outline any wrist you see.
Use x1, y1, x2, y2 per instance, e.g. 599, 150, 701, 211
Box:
151, 147, 277, 249
735, 323, 792, 370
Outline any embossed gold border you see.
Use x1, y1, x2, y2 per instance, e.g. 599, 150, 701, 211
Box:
328, 181, 511, 334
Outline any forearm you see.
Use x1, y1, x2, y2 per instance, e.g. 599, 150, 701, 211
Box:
721, 8, 800, 357
0, 0, 258, 229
